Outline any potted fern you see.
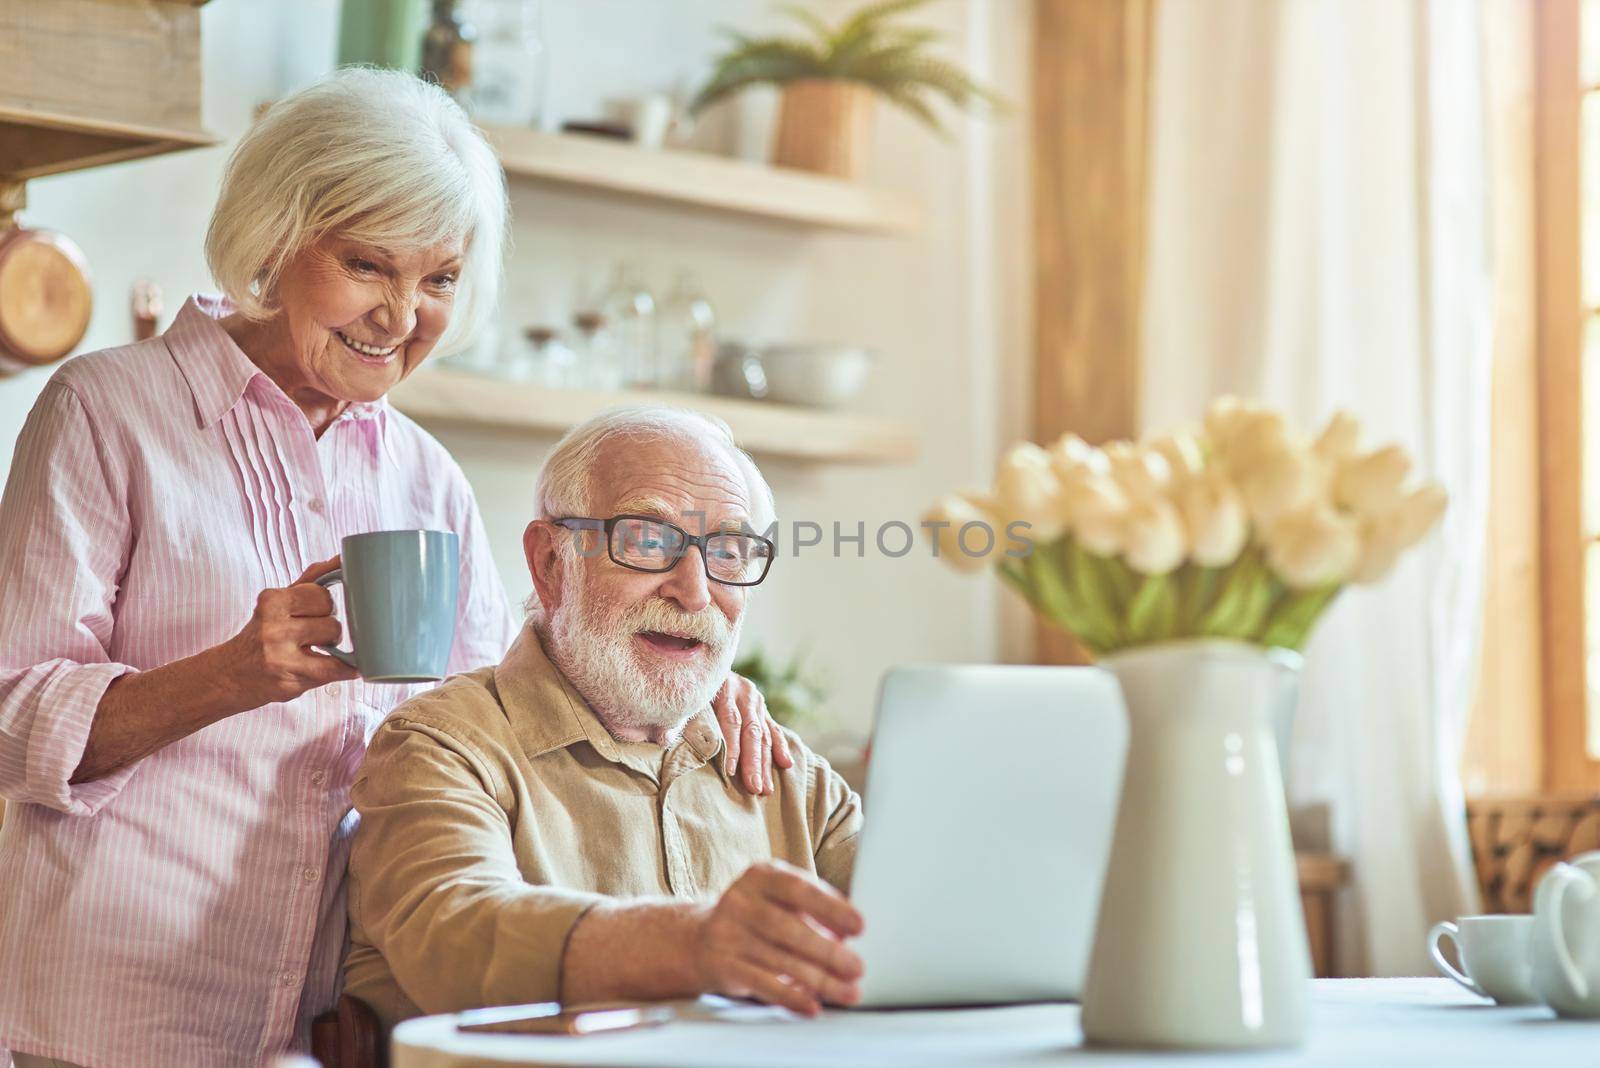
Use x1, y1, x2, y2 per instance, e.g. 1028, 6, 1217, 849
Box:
689, 0, 1002, 180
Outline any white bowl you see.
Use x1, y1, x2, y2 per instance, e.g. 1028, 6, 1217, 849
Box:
758, 344, 874, 409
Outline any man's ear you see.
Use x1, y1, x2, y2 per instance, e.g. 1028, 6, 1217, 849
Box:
524, 520, 565, 617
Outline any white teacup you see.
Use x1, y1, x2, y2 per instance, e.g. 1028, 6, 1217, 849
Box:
1428, 915, 1538, 1005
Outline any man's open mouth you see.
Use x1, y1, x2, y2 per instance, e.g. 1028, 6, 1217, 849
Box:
636, 631, 706, 655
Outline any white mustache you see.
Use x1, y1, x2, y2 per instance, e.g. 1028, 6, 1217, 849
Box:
625, 598, 731, 650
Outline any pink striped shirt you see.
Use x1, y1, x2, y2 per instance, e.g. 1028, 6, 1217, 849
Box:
0, 296, 518, 1067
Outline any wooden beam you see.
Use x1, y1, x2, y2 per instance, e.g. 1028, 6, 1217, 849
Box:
1463, 0, 1547, 795
1532, 0, 1597, 791
1031, 0, 1153, 664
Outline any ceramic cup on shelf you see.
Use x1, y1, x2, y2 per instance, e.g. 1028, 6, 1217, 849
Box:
1427, 915, 1538, 1005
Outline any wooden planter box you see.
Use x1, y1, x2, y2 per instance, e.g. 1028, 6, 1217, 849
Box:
773, 79, 877, 181
0, 0, 214, 181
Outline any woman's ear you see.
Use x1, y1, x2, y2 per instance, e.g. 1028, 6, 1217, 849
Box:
524, 520, 565, 617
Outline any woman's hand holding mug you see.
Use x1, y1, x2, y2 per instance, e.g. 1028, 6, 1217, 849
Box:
219, 555, 360, 708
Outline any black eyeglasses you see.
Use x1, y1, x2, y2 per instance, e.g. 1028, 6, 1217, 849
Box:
551, 514, 776, 587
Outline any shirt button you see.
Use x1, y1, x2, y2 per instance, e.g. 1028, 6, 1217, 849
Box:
310, 770, 327, 787
280, 971, 297, 987
301, 867, 318, 883
307, 497, 326, 516
327, 683, 342, 699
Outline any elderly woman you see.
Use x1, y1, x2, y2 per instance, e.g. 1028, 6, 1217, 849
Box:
0, 69, 786, 1068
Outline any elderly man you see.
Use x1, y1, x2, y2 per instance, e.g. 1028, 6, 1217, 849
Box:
342, 407, 865, 1026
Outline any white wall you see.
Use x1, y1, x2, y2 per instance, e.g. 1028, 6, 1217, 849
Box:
0, 0, 1031, 739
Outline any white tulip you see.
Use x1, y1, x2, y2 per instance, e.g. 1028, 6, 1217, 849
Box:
1349, 483, 1448, 584
1105, 441, 1172, 502
1350, 511, 1405, 585
1059, 470, 1129, 557
993, 443, 1067, 541
1313, 411, 1363, 464
1145, 430, 1205, 487
1122, 495, 1187, 575
1203, 396, 1250, 451
1264, 501, 1360, 589
1047, 433, 1105, 481
922, 494, 998, 573
1396, 483, 1448, 545
1207, 398, 1290, 470
1232, 444, 1324, 528
1333, 444, 1411, 516
957, 488, 1001, 522
1176, 469, 1249, 567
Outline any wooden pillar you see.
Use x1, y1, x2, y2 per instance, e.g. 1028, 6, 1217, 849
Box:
1463, 0, 1547, 795
1031, 0, 1153, 664
1531, 0, 1597, 791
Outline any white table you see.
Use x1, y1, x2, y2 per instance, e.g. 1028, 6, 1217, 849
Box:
392, 979, 1597, 1067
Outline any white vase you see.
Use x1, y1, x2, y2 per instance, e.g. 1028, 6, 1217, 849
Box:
1082, 639, 1311, 1049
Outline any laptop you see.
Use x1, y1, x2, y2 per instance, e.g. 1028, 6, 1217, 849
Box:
848, 664, 1129, 1008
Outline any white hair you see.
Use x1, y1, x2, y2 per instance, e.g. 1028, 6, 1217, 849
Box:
204, 67, 506, 356
534, 406, 777, 531
525, 406, 777, 619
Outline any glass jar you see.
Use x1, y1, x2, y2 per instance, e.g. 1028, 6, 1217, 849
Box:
657, 272, 716, 392
523, 325, 576, 388
460, 0, 547, 126
601, 264, 657, 390
571, 311, 621, 390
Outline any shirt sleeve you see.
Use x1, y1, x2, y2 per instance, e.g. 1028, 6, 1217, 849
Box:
348, 717, 606, 1015
0, 381, 138, 815
799, 734, 862, 894
443, 462, 518, 674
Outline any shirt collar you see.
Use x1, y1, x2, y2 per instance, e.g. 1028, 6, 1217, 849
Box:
494, 627, 726, 779
165, 294, 396, 461
165, 295, 263, 429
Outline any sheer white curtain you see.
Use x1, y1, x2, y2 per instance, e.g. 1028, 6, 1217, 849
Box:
1141, 0, 1490, 974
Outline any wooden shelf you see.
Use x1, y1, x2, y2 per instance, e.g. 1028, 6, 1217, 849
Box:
482, 124, 921, 236
391, 369, 920, 464
0, 105, 214, 182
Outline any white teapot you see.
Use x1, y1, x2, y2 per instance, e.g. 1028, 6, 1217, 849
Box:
1531, 850, 1600, 1017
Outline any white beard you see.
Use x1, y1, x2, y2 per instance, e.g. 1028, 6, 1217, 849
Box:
545, 566, 740, 738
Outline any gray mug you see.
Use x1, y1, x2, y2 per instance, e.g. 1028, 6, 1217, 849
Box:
315, 529, 460, 682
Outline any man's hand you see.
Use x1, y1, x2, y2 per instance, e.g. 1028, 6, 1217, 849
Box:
692, 860, 865, 1016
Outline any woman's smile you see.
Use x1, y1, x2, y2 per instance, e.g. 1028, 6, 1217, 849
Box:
334, 328, 404, 365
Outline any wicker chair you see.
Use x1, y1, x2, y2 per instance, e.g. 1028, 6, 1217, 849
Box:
1465, 796, 1600, 912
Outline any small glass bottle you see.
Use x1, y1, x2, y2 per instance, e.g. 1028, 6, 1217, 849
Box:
657, 272, 717, 392
571, 311, 621, 390
523, 326, 576, 388
601, 264, 657, 390
420, 0, 476, 99
461, 0, 547, 126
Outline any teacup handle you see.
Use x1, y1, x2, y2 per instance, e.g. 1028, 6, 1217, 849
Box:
313, 570, 359, 670
1428, 921, 1486, 997
1536, 862, 1597, 1002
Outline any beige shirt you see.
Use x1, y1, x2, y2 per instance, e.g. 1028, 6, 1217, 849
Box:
343, 628, 863, 1025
